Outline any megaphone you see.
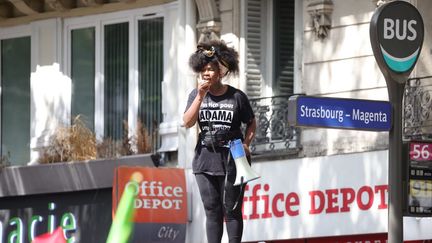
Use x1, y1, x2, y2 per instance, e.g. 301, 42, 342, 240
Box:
230, 139, 260, 186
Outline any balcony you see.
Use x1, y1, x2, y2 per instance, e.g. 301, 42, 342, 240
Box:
249, 95, 302, 159
404, 76, 432, 141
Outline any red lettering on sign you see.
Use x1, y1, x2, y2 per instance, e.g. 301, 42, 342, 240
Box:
243, 184, 300, 220
242, 184, 388, 220
261, 184, 272, 218
272, 193, 285, 217
309, 190, 325, 214
325, 189, 339, 213
357, 186, 374, 210
286, 192, 300, 216
340, 188, 355, 212
375, 185, 388, 209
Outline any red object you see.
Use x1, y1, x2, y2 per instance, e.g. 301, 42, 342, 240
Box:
113, 166, 188, 224
410, 141, 432, 161
32, 227, 66, 243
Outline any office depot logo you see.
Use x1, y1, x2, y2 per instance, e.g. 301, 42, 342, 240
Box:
113, 167, 187, 224
126, 180, 184, 210
370, 1, 424, 75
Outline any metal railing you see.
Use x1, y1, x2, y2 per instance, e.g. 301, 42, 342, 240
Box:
404, 76, 432, 140
248, 95, 302, 157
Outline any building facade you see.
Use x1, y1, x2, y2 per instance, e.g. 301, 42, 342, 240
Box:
0, 0, 432, 242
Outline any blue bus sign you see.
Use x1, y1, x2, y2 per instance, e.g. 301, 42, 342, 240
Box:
288, 96, 392, 131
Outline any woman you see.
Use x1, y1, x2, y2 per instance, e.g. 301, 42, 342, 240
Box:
183, 39, 257, 243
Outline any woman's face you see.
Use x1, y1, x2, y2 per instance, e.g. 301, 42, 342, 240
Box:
200, 63, 220, 84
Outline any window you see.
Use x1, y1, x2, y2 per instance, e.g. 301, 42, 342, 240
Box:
1, 36, 31, 165
138, 17, 163, 149
71, 27, 95, 131
244, 0, 301, 155
104, 22, 129, 141
245, 0, 295, 98
66, 8, 165, 153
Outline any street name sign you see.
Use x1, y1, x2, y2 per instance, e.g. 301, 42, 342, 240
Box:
288, 95, 392, 131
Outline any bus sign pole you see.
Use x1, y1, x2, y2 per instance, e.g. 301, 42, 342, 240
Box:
369, 1, 424, 242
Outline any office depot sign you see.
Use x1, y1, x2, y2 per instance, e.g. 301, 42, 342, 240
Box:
240, 150, 432, 242
113, 167, 187, 224
242, 183, 388, 220
242, 151, 390, 241
113, 167, 187, 243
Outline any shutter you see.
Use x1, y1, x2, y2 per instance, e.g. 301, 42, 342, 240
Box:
274, 0, 295, 96
245, 0, 264, 99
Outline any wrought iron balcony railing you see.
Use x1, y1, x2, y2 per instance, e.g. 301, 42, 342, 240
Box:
248, 95, 302, 158
404, 76, 432, 140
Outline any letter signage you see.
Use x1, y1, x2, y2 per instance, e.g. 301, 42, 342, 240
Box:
288, 95, 392, 131
407, 142, 432, 216
370, 1, 424, 82
113, 167, 188, 243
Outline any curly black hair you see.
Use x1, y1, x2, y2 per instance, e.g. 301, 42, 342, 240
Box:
189, 40, 239, 76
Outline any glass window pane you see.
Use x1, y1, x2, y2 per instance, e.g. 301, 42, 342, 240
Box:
71, 27, 95, 131
1, 37, 31, 165
138, 17, 163, 150
104, 22, 129, 141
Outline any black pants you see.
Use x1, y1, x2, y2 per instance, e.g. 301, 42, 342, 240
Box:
195, 173, 245, 243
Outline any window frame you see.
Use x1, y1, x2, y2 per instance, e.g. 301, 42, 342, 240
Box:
63, 6, 167, 141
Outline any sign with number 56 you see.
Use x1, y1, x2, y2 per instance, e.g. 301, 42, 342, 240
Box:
410, 142, 432, 161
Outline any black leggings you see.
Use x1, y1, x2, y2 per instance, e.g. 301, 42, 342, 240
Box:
195, 173, 245, 243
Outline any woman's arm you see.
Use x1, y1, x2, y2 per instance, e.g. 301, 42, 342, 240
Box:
243, 118, 257, 156
183, 81, 210, 128
183, 95, 204, 128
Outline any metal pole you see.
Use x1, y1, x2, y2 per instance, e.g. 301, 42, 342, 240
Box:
387, 80, 404, 243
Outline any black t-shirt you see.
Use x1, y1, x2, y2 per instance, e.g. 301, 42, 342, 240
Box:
185, 85, 255, 175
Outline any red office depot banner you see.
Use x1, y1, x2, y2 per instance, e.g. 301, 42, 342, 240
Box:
113, 166, 187, 224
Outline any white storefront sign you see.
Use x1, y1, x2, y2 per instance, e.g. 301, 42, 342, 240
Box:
241, 150, 432, 242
